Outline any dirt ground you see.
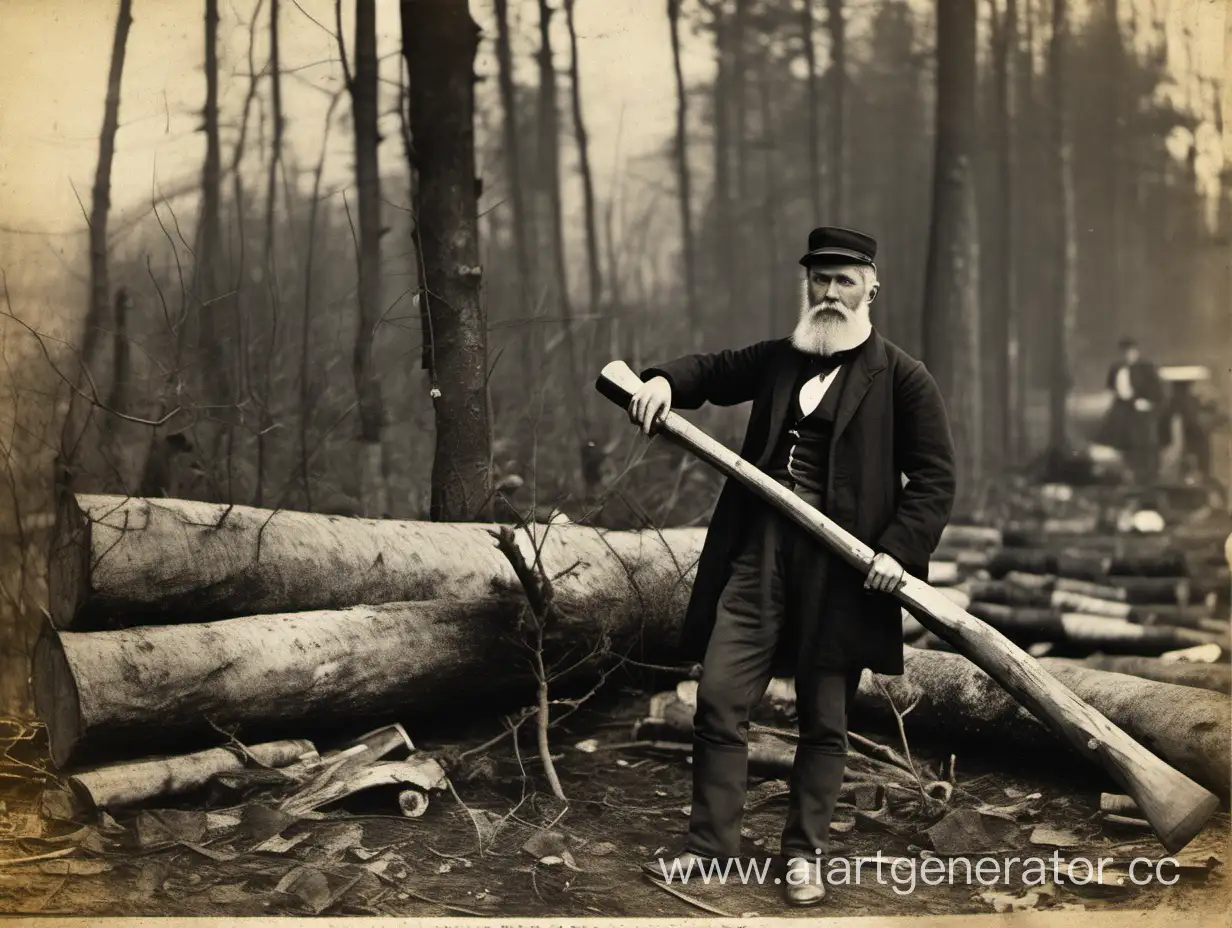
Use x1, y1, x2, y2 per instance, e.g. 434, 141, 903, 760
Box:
0, 687, 1228, 920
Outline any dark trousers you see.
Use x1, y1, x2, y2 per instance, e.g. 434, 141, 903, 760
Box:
685, 486, 863, 860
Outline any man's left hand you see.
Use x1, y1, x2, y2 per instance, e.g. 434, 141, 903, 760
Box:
864, 552, 905, 594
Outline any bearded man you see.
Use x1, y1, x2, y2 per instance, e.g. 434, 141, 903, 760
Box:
631, 227, 956, 906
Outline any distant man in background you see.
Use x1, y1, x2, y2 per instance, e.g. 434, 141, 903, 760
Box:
1101, 338, 1164, 484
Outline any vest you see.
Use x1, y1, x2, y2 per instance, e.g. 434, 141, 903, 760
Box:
764, 347, 858, 500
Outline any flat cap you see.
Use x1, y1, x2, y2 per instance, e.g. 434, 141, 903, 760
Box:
799, 226, 877, 268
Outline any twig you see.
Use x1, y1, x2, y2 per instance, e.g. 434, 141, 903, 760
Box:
424, 845, 471, 862
644, 874, 736, 917
444, 777, 486, 857
0, 848, 76, 866
871, 676, 931, 804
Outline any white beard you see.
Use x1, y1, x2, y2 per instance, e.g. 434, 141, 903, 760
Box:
789, 279, 873, 356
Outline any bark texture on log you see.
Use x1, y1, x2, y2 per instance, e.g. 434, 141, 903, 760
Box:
50, 494, 704, 629
35, 584, 689, 768
965, 601, 1222, 653
1056, 656, 1230, 695
68, 739, 314, 811
853, 647, 1230, 797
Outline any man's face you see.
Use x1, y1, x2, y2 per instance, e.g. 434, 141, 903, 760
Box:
804, 263, 876, 318
1124, 346, 1140, 364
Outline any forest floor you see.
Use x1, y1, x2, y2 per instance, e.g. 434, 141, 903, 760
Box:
0, 687, 1228, 920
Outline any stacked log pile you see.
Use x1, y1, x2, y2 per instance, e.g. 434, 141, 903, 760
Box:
915, 484, 1231, 696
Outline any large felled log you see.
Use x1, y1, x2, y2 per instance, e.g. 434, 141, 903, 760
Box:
34, 582, 688, 768
852, 647, 1230, 798
964, 602, 1222, 654
49, 494, 704, 630
938, 525, 1003, 549
67, 739, 315, 811
1001, 527, 1175, 552
986, 548, 1110, 581
1055, 656, 1230, 695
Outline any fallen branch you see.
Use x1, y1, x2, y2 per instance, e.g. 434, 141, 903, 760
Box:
644, 873, 736, 917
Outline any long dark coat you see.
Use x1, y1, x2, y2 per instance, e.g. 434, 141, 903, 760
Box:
642, 330, 957, 677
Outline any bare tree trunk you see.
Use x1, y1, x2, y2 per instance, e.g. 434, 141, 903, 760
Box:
493, 0, 540, 382
536, 0, 579, 403
922, 0, 982, 515
349, 0, 388, 518
757, 59, 781, 335
711, 0, 737, 322
825, 0, 845, 217
668, 0, 700, 338
988, 0, 1018, 471
102, 287, 135, 489
252, 0, 283, 506
733, 0, 750, 205
563, 0, 604, 488
195, 0, 232, 494
59, 0, 134, 493
562, 0, 602, 336
403, 0, 492, 521
1103, 0, 1121, 315
803, 0, 822, 221
1047, 0, 1077, 453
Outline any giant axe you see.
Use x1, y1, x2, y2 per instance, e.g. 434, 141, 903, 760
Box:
595, 359, 1219, 853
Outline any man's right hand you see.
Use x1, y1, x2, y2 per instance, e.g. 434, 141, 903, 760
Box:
629, 376, 672, 436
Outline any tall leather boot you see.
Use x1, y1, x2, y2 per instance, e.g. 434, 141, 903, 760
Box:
685, 737, 749, 858
780, 746, 847, 904
642, 738, 749, 878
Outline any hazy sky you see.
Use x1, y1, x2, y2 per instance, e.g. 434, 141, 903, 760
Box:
0, 0, 1225, 313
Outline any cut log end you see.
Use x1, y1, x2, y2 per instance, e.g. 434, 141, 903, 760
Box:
32, 630, 83, 769
48, 492, 91, 630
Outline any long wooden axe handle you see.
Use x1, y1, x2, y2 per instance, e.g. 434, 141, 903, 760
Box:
595, 359, 1219, 853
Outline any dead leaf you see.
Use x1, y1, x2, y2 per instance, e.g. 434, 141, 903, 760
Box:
136, 810, 207, 847
254, 833, 308, 855
436, 861, 452, 874
352, 847, 381, 861
135, 813, 174, 850
36, 859, 112, 876
39, 790, 76, 823
275, 866, 333, 912
98, 812, 125, 835
206, 811, 242, 832
468, 809, 504, 847
574, 739, 600, 753
241, 804, 297, 844
588, 842, 617, 857
561, 850, 582, 871
927, 809, 1022, 855
830, 820, 855, 834
521, 830, 568, 859
539, 855, 564, 866
1029, 825, 1083, 848
180, 841, 239, 862
133, 863, 166, 898
206, 883, 254, 905
319, 823, 365, 860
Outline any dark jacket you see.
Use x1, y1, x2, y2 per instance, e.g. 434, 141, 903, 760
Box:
1105, 360, 1164, 405
643, 330, 956, 676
